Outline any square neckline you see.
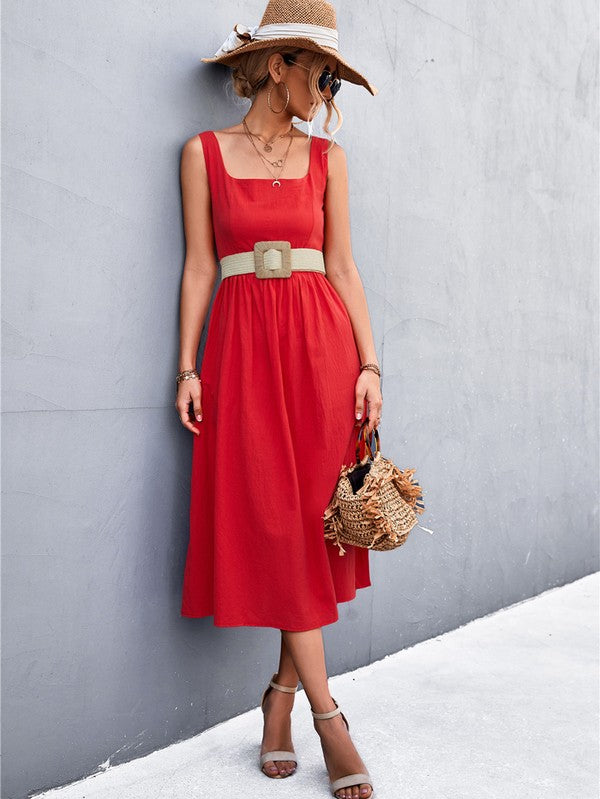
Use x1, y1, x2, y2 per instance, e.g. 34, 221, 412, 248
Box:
208, 130, 314, 182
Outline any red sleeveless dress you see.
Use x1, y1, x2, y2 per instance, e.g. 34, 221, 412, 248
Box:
180, 130, 371, 630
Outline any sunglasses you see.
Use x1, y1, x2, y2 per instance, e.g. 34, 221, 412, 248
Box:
282, 54, 342, 98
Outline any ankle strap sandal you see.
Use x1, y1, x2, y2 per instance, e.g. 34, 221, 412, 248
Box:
311, 698, 374, 797
259, 673, 299, 775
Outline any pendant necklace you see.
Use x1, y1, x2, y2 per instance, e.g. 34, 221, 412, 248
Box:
241, 117, 294, 188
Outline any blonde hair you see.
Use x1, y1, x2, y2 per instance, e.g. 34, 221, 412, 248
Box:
228, 47, 342, 150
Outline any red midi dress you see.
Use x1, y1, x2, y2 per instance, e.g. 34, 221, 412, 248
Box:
180, 130, 371, 631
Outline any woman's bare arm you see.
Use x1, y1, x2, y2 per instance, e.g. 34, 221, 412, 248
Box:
323, 142, 379, 367
176, 134, 218, 432
323, 142, 382, 432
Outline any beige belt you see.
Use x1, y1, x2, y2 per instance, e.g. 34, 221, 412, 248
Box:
220, 240, 326, 279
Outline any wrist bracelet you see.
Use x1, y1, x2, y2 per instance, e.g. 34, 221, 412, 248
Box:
360, 363, 381, 377
176, 369, 201, 385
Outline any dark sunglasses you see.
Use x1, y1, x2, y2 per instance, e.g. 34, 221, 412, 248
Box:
282, 54, 342, 98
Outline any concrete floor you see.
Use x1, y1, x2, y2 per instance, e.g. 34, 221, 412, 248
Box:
35, 572, 598, 799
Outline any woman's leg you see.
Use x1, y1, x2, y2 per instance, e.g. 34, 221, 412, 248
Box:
276, 628, 300, 685
281, 628, 372, 799
260, 632, 300, 777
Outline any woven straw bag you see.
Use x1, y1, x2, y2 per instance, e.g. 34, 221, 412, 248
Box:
323, 421, 427, 556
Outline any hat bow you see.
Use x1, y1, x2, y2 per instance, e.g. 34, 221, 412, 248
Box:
213, 23, 260, 58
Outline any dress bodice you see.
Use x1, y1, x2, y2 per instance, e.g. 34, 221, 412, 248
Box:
198, 130, 329, 261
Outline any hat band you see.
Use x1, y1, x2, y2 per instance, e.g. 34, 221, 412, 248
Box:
254, 22, 338, 49
214, 22, 339, 58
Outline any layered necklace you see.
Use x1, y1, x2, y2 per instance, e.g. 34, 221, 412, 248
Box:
241, 115, 295, 188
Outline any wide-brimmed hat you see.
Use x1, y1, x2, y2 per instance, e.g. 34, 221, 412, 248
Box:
201, 0, 378, 96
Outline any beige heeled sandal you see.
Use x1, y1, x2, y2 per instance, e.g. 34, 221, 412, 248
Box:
259, 672, 298, 777
311, 698, 374, 797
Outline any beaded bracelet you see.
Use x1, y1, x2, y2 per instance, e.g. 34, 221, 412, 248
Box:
360, 362, 381, 377
176, 369, 201, 385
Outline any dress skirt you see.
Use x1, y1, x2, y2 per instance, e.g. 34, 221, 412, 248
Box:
180, 270, 371, 630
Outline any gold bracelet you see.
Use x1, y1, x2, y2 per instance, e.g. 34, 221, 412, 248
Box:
360, 363, 381, 377
176, 369, 201, 385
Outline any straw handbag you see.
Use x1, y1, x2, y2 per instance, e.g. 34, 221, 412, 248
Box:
322, 421, 428, 556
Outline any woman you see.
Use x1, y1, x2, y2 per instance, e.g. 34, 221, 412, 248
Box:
176, 2, 381, 797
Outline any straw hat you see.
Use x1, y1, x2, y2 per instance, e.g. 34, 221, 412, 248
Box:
201, 0, 379, 96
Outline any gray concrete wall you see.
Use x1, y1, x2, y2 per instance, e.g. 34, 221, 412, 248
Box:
1, 1, 598, 797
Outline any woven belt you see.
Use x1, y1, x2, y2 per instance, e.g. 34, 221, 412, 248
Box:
220, 240, 326, 279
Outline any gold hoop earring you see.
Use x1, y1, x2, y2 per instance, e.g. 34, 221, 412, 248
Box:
267, 81, 289, 113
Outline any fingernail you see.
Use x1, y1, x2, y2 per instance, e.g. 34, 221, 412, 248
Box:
355, 412, 362, 419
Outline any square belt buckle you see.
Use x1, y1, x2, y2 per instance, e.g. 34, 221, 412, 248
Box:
253, 240, 292, 278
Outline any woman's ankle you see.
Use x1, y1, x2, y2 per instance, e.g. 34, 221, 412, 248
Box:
310, 696, 338, 715
273, 670, 299, 688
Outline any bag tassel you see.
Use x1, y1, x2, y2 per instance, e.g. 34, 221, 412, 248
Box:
322, 493, 348, 556
390, 464, 425, 512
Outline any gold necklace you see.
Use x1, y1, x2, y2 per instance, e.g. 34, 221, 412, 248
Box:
241, 118, 294, 187
242, 114, 293, 152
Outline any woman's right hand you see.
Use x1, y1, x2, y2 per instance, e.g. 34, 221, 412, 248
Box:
175, 378, 202, 435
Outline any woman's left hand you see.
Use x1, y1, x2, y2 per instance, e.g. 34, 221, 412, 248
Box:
354, 370, 382, 436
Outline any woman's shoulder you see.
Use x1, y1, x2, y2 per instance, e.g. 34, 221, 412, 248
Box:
183, 130, 209, 148
316, 137, 346, 183
181, 131, 211, 176
310, 133, 344, 154
182, 129, 220, 151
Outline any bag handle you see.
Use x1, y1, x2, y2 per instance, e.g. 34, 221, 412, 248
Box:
355, 419, 380, 463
